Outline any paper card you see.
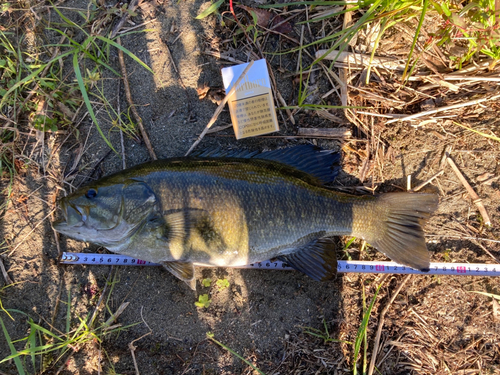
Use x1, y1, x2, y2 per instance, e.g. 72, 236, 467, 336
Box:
221, 59, 279, 139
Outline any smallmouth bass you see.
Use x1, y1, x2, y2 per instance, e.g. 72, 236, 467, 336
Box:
53, 145, 438, 289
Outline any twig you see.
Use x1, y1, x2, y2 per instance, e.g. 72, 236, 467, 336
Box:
445, 153, 491, 226
117, 19, 158, 36
386, 94, 500, 124
110, 0, 140, 38
103, 302, 130, 329
54, 353, 74, 375
129, 306, 152, 375
165, 44, 186, 90
439, 145, 453, 170
316, 110, 345, 123
206, 124, 232, 134
408, 73, 500, 82
425, 235, 500, 244
471, 239, 500, 264
90, 266, 115, 326
356, 111, 413, 119
315, 49, 403, 70
410, 170, 444, 192
268, 64, 295, 125
203, 50, 245, 64
208, 134, 358, 140
185, 61, 254, 156
297, 127, 351, 138
368, 275, 412, 375
117, 83, 127, 170
117, 37, 157, 160
50, 278, 64, 328
22, 33, 67, 107
9, 209, 56, 256
120, 129, 126, 169
0, 257, 13, 284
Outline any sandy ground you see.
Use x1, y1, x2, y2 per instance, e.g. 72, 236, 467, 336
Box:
1, 0, 499, 374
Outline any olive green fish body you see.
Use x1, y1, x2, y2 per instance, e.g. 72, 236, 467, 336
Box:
53, 146, 438, 289
116, 160, 368, 263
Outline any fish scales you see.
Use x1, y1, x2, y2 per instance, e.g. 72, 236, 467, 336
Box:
53, 145, 438, 290
142, 161, 359, 259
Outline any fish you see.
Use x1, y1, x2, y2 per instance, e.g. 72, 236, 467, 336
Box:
53, 145, 438, 290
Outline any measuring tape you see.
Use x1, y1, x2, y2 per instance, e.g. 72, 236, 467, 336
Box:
60, 252, 500, 277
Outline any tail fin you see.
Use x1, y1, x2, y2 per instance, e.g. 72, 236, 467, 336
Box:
368, 193, 438, 271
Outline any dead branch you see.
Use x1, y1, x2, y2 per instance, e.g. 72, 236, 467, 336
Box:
316, 49, 403, 70
129, 306, 152, 375
445, 153, 491, 226
386, 94, 500, 124
185, 61, 254, 156
117, 37, 157, 160
110, 0, 140, 38
297, 127, 351, 138
0, 257, 13, 284
410, 170, 444, 192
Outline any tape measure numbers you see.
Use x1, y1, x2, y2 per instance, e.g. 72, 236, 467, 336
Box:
60, 253, 500, 277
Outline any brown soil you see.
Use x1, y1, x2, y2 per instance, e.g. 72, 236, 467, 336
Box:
1, 1, 499, 374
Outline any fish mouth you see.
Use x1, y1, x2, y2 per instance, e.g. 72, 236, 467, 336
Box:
53, 201, 85, 231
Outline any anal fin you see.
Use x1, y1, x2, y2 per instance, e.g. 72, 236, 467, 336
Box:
161, 261, 197, 290
278, 238, 337, 281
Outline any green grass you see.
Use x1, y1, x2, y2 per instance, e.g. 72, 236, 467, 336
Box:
452, 121, 500, 143
258, 0, 500, 109
207, 332, 267, 375
304, 317, 353, 345
0, 275, 136, 373
0, 3, 153, 214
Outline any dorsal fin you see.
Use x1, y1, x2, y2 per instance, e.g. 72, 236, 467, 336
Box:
192, 145, 341, 185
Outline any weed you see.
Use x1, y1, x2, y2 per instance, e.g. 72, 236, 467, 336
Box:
216, 278, 230, 290
196, 0, 224, 20
0, 3, 153, 215
304, 317, 353, 345
207, 332, 266, 375
452, 121, 500, 142
470, 291, 500, 301
0, 272, 136, 373
260, 0, 500, 108
195, 294, 212, 308
353, 281, 382, 375
430, 0, 500, 67
343, 237, 356, 260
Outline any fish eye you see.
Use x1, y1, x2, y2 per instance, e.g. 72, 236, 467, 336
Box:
85, 188, 98, 199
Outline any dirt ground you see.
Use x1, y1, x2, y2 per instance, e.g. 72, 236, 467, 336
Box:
1, 0, 499, 374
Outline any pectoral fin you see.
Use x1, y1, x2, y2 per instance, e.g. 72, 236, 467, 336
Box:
278, 238, 337, 281
161, 261, 196, 290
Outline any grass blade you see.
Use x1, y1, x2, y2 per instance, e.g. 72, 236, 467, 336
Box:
66, 289, 71, 334
353, 282, 382, 375
470, 291, 500, 300
261, 1, 351, 8
0, 50, 74, 109
453, 121, 500, 142
27, 320, 37, 372
0, 315, 26, 375
402, 0, 428, 82
195, 0, 224, 19
27, 322, 65, 342
207, 332, 266, 375
95, 36, 153, 74
73, 52, 116, 152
